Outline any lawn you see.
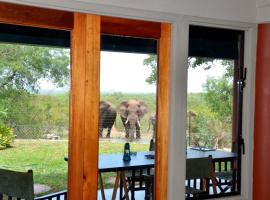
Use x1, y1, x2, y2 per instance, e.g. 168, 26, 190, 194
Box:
0, 139, 148, 196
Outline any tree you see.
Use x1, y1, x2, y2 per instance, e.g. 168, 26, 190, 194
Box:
203, 75, 233, 121
143, 55, 157, 85
0, 101, 7, 125
143, 55, 216, 84
0, 44, 70, 93
195, 75, 233, 148
0, 44, 70, 140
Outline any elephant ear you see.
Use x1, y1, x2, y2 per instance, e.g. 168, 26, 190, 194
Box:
117, 101, 129, 118
138, 101, 148, 118
100, 101, 110, 111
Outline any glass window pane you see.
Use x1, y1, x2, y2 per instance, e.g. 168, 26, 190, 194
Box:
0, 43, 70, 198
98, 49, 157, 199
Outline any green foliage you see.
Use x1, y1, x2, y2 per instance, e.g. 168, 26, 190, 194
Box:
0, 44, 70, 93
0, 91, 70, 139
222, 60, 234, 78
203, 75, 233, 121
143, 56, 216, 85
0, 124, 15, 149
0, 44, 70, 139
187, 76, 233, 149
1, 92, 156, 139
143, 55, 157, 85
0, 102, 7, 124
192, 113, 214, 147
188, 57, 215, 69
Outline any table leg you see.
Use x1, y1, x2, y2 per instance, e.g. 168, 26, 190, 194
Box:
210, 163, 217, 194
120, 176, 123, 200
99, 172, 106, 200
112, 172, 120, 200
232, 160, 237, 192
131, 170, 135, 200
120, 172, 130, 200
202, 178, 207, 191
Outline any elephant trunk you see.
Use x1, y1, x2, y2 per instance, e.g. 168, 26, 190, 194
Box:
129, 124, 136, 140
126, 116, 138, 140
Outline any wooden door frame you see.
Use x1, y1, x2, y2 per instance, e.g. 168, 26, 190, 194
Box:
0, 2, 171, 199
70, 14, 171, 199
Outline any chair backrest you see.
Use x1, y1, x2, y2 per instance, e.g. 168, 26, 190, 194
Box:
0, 168, 34, 200
186, 156, 212, 179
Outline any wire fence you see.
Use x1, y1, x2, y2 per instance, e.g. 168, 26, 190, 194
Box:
11, 124, 68, 139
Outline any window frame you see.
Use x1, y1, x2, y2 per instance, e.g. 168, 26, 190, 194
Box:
168, 17, 255, 200
187, 25, 245, 198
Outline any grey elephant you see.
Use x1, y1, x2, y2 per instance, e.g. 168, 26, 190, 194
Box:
117, 100, 148, 140
99, 101, 117, 138
148, 113, 156, 139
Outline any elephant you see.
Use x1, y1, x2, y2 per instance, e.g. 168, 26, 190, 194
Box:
117, 100, 148, 140
99, 101, 117, 138
148, 113, 156, 139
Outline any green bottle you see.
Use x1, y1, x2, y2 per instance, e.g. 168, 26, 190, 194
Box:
123, 143, 131, 162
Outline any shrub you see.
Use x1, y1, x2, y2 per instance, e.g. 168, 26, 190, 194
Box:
0, 124, 15, 149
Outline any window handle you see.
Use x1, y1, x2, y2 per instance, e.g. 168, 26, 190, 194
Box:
237, 68, 247, 92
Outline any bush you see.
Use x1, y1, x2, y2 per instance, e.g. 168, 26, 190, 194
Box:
0, 124, 15, 149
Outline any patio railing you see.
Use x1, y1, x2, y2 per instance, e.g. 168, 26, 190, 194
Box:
35, 190, 67, 200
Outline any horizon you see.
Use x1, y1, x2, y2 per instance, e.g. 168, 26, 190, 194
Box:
39, 51, 228, 94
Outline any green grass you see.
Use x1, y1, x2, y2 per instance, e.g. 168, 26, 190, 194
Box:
0, 139, 148, 196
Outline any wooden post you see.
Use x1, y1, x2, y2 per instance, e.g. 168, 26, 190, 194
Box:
155, 23, 171, 200
68, 13, 100, 200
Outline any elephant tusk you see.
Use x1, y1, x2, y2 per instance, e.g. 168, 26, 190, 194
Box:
137, 120, 141, 127
125, 119, 129, 124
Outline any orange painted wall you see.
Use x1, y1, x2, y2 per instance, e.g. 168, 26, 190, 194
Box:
253, 24, 270, 200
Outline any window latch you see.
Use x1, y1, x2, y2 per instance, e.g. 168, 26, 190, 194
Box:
237, 68, 247, 93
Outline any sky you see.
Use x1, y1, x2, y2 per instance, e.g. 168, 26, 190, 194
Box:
40, 52, 227, 94
187, 60, 226, 93
100, 52, 156, 93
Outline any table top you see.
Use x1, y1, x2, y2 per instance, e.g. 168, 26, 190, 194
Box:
98, 149, 237, 172
99, 152, 154, 172
187, 148, 237, 160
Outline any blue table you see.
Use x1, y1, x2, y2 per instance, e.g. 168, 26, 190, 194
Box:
98, 149, 237, 200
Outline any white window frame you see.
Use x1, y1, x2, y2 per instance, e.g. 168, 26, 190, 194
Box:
168, 16, 256, 200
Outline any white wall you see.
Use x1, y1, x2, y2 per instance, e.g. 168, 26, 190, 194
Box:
3, 0, 256, 23
257, 0, 270, 22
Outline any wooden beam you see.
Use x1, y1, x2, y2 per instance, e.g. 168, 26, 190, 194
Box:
155, 23, 171, 200
0, 2, 73, 30
68, 13, 100, 200
101, 16, 161, 39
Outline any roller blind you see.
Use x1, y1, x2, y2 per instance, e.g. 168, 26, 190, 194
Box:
0, 23, 157, 54
0, 23, 70, 48
189, 25, 244, 59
